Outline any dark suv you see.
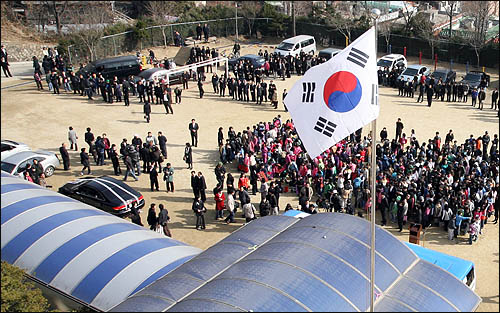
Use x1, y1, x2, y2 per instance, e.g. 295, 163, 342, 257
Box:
77, 55, 142, 80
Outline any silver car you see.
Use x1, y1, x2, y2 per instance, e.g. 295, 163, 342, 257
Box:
1, 140, 31, 159
1, 150, 60, 177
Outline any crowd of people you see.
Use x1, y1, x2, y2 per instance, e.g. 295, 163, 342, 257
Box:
210, 115, 499, 243
21, 43, 499, 243
379, 66, 499, 111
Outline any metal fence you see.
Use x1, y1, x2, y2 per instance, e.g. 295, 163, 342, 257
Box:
67, 18, 499, 69
67, 17, 274, 64
294, 22, 499, 69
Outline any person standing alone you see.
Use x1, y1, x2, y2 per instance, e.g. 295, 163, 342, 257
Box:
395, 118, 404, 141
189, 119, 199, 147
60, 143, 70, 170
427, 84, 434, 107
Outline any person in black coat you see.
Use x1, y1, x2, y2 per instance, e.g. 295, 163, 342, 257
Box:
130, 206, 144, 226
380, 127, 388, 141
196, 171, 207, 202
80, 147, 91, 175
197, 79, 204, 98
59, 143, 70, 170
203, 23, 209, 42
143, 101, 151, 123
110, 144, 121, 175
147, 203, 157, 230
196, 23, 202, 41
426, 84, 434, 107
137, 80, 146, 102
189, 119, 199, 147
184, 143, 193, 169
191, 170, 200, 199
149, 165, 159, 191
157, 131, 168, 159
50, 71, 60, 94
0, 45, 12, 77
192, 196, 206, 230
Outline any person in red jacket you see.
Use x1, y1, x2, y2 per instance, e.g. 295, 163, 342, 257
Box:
214, 189, 226, 220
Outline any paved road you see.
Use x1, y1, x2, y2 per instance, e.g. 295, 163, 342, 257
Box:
0, 61, 36, 89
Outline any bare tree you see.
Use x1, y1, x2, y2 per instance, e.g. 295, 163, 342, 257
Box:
145, 1, 180, 47
240, 1, 260, 37
323, 2, 364, 45
414, 12, 440, 62
67, 3, 113, 61
400, 1, 418, 35
378, 18, 398, 54
444, 1, 459, 40
463, 1, 490, 67
43, 1, 69, 35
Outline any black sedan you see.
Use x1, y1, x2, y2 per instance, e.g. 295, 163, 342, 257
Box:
460, 70, 490, 88
58, 176, 145, 217
228, 54, 265, 71
426, 68, 456, 84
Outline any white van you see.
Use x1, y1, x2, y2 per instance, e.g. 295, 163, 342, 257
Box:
274, 35, 316, 57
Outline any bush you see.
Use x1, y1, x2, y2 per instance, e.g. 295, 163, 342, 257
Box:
1, 261, 51, 312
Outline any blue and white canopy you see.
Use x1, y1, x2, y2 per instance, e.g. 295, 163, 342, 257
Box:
1, 172, 201, 311
113, 213, 481, 312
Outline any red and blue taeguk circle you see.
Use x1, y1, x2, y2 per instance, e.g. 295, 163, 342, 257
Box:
323, 71, 362, 113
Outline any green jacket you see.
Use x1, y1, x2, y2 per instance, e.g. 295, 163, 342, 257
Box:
163, 167, 174, 183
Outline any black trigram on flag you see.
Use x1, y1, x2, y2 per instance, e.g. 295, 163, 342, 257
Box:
347, 47, 369, 68
314, 116, 337, 137
371, 83, 378, 105
302, 82, 316, 103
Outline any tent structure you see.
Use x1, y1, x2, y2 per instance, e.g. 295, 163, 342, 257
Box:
113, 213, 481, 312
1, 172, 481, 312
0, 172, 201, 311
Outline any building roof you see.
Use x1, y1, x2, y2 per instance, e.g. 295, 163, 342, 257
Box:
112, 212, 481, 312
0, 172, 201, 311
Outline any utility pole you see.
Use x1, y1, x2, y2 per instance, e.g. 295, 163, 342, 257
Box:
292, 1, 296, 37
235, 1, 238, 42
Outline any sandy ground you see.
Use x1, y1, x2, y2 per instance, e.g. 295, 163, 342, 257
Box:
1, 40, 498, 311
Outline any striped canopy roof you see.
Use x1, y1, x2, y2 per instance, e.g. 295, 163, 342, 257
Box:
1, 172, 201, 311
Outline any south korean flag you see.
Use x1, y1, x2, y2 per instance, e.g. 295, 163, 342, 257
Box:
284, 27, 379, 159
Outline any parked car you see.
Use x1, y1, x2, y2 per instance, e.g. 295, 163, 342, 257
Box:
425, 68, 456, 85
1, 140, 31, 159
318, 48, 343, 61
397, 64, 431, 83
377, 54, 407, 73
460, 70, 490, 88
1, 150, 60, 177
77, 55, 142, 80
228, 54, 266, 71
274, 35, 316, 57
133, 67, 183, 85
58, 176, 145, 216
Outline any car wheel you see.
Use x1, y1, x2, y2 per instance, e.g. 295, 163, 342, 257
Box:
45, 166, 55, 177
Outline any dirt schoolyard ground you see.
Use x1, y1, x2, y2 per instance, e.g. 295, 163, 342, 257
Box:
1, 39, 498, 311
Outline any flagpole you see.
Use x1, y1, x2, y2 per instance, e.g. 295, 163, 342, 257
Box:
370, 8, 381, 313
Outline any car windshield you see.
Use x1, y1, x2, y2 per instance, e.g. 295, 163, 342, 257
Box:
403, 68, 418, 76
83, 63, 96, 73
1, 143, 14, 152
432, 71, 446, 79
377, 59, 393, 67
277, 42, 294, 51
1, 162, 16, 173
464, 73, 481, 81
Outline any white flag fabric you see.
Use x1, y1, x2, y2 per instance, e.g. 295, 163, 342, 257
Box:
284, 27, 379, 159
